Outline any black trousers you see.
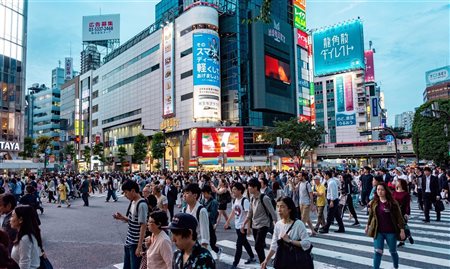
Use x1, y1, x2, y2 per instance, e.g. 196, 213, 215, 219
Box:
234, 228, 255, 266
324, 199, 345, 231
209, 222, 220, 253
424, 193, 441, 221
342, 194, 359, 222
252, 226, 268, 263
168, 202, 175, 221
417, 189, 424, 210
82, 193, 89, 206
360, 190, 370, 206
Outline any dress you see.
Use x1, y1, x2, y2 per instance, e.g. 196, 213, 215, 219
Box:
58, 183, 67, 201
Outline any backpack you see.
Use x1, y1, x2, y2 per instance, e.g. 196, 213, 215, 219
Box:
125, 199, 148, 220
182, 205, 204, 222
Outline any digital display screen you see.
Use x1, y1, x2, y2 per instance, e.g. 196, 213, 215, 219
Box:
265, 55, 291, 84
201, 132, 240, 153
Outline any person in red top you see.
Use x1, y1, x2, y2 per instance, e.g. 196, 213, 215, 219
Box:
393, 179, 414, 247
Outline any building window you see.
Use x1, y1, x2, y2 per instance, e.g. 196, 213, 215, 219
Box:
92, 104, 98, 113
181, 92, 193, 101
92, 119, 98, 127
92, 90, 99, 99
180, 48, 192, 58
102, 109, 141, 125
180, 70, 193, 79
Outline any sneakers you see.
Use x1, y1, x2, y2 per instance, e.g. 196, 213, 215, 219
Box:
397, 242, 405, 247
408, 236, 415, 244
351, 222, 360, 227
244, 257, 257, 264
319, 228, 329, 234
216, 247, 222, 261
334, 229, 345, 233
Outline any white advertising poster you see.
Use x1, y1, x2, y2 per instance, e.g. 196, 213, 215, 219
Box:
193, 86, 221, 119
65, 57, 73, 80
162, 23, 175, 117
82, 14, 120, 42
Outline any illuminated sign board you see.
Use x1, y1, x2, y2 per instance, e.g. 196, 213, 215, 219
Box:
297, 30, 308, 49
196, 127, 244, 158
335, 74, 356, 126
294, 6, 306, 31
364, 50, 375, 83
0, 141, 20, 151
265, 55, 291, 84
162, 23, 175, 117
313, 20, 365, 76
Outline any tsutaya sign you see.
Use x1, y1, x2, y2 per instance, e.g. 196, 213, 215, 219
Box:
0, 141, 20, 151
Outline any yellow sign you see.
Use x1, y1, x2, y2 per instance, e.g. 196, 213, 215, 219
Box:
160, 118, 180, 131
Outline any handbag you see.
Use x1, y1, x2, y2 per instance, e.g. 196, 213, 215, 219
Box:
39, 255, 53, 269
273, 220, 314, 269
435, 200, 445, 212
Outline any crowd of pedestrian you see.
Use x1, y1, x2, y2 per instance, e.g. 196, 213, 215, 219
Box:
0, 164, 448, 269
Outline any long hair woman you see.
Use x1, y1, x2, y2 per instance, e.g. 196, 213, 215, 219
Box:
261, 196, 312, 269
393, 179, 414, 247
144, 210, 172, 269
365, 183, 405, 269
10, 205, 43, 269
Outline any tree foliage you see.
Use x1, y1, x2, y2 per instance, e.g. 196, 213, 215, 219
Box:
35, 136, 53, 153
83, 146, 91, 166
412, 100, 450, 167
19, 137, 34, 159
151, 132, 165, 160
133, 133, 148, 164
117, 146, 128, 165
243, 0, 272, 24
92, 142, 105, 163
64, 144, 76, 159
264, 118, 326, 168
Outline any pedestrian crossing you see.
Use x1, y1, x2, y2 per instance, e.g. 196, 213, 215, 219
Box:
215, 200, 450, 269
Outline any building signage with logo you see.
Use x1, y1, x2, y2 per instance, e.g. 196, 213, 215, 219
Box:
297, 29, 308, 49
0, 141, 20, 151
364, 50, 375, 83
426, 66, 450, 86
162, 23, 175, 117
65, 57, 73, 80
82, 14, 120, 42
294, 6, 306, 31
268, 20, 286, 44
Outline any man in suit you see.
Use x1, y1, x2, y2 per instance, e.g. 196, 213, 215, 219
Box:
360, 166, 373, 207
80, 175, 90, 207
0, 193, 17, 252
380, 168, 392, 184
438, 167, 447, 194
162, 174, 178, 220
422, 167, 441, 222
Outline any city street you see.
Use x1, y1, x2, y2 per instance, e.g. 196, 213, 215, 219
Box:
40, 193, 450, 269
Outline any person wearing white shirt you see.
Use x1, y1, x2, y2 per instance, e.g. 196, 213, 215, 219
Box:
319, 171, 345, 234
182, 183, 210, 247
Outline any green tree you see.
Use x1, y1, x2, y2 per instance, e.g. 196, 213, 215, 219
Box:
64, 144, 76, 160
264, 117, 326, 169
93, 142, 105, 163
83, 146, 91, 168
117, 146, 128, 171
151, 132, 165, 170
133, 133, 148, 167
19, 137, 35, 159
412, 100, 450, 166
35, 136, 53, 153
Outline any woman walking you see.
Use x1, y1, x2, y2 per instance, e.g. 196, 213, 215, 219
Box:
143, 210, 172, 269
57, 179, 71, 208
10, 205, 44, 269
394, 179, 414, 247
365, 183, 405, 269
261, 196, 312, 269
215, 178, 231, 229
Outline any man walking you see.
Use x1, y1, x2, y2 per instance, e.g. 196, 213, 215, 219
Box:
298, 172, 317, 236
422, 167, 441, 222
162, 175, 178, 220
360, 166, 373, 208
113, 180, 148, 269
319, 171, 345, 233
80, 175, 90, 207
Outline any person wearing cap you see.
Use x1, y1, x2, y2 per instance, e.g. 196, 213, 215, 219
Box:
167, 213, 216, 269
182, 183, 210, 248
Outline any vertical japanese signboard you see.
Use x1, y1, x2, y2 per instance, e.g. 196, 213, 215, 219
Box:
162, 23, 175, 117
312, 20, 365, 76
65, 57, 73, 80
335, 74, 356, 127
294, 5, 306, 31
192, 31, 221, 120
364, 50, 375, 82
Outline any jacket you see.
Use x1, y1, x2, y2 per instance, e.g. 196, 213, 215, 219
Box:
367, 199, 405, 240
421, 175, 440, 197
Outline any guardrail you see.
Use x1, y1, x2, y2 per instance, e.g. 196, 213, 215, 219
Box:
316, 144, 414, 158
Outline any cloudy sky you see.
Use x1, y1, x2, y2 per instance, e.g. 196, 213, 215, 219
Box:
26, 0, 449, 124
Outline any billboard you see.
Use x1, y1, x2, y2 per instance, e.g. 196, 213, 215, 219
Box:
294, 0, 306, 10
313, 20, 365, 77
162, 23, 175, 117
297, 30, 308, 49
265, 55, 291, 84
294, 6, 306, 31
64, 57, 73, 80
335, 74, 356, 126
426, 66, 450, 86
364, 50, 375, 82
196, 127, 244, 158
193, 32, 221, 120
82, 14, 120, 42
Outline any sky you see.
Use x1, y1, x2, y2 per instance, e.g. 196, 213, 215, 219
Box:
26, 0, 450, 125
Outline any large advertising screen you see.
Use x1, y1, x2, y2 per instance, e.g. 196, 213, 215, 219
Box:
313, 20, 365, 77
364, 50, 375, 83
335, 74, 356, 126
426, 66, 450, 86
82, 14, 120, 42
265, 55, 291, 84
162, 23, 175, 117
197, 127, 244, 158
193, 32, 221, 120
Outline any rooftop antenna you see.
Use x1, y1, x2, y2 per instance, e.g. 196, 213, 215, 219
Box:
58, 60, 61, 68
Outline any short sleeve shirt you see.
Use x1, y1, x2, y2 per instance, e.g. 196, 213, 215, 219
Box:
234, 197, 250, 229
299, 181, 312, 205
172, 241, 215, 269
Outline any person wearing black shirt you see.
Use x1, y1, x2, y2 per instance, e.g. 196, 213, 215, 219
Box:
360, 166, 374, 207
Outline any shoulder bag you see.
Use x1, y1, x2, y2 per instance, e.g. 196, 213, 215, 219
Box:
273, 220, 314, 269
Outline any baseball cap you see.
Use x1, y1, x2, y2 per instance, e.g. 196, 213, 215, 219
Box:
163, 213, 197, 231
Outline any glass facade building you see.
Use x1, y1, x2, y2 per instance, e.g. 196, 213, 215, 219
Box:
0, 0, 28, 158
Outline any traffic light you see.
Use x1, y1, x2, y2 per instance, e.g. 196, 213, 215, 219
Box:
75, 136, 80, 143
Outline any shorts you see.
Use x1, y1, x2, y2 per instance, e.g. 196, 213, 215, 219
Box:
218, 203, 227, 210
300, 204, 311, 222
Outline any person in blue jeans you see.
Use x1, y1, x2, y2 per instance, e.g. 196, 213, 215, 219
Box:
365, 182, 405, 269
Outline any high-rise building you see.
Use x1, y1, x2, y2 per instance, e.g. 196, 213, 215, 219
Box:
394, 111, 414, 132
52, 66, 65, 89
423, 66, 450, 102
0, 0, 28, 159
80, 44, 101, 74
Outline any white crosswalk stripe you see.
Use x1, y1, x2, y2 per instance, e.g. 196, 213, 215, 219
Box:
214, 199, 450, 269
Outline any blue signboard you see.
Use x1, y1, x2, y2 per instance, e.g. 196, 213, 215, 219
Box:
385, 135, 394, 143
372, 98, 379, 117
336, 113, 356, 127
312, 20, 365, 76
193, 33, 220, 87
